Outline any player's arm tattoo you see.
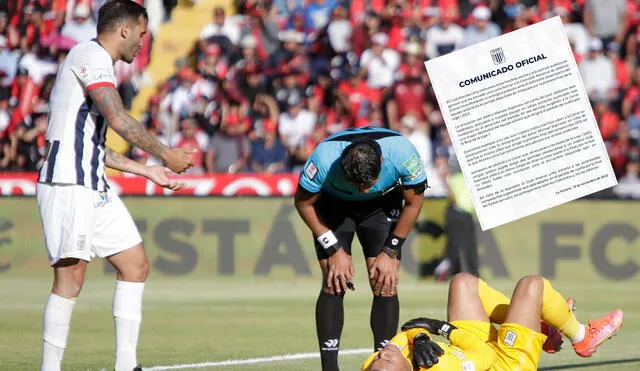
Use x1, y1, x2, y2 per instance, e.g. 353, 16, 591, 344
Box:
89, 85, 167, 161
104, 146, 147, 176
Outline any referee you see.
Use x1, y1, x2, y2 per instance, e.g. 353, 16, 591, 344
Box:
294, 126, 428, 371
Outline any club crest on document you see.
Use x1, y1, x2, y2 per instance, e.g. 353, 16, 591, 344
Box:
490, 47, 506, 65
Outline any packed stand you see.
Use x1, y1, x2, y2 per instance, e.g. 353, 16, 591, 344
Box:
2, 0, 640, 199
0, 0, 176, 173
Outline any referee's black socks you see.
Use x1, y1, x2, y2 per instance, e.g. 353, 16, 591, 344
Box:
316, 290, 344, 371
370, 295, 399, 351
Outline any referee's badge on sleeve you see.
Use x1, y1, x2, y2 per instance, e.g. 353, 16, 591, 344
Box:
305, 162, 318, 180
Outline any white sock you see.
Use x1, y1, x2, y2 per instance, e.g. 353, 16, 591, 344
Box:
113, 281, 145, 371
570, 324, 586, 343
42, 293, 76, 371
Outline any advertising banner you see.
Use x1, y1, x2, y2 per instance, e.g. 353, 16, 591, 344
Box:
0, 198, 637, 281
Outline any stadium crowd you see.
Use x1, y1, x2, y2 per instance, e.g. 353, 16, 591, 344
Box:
1, 0, 640, 199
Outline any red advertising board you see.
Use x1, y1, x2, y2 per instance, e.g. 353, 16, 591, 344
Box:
0, 173, 300, 196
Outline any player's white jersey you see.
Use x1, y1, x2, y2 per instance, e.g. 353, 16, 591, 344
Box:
38, 39, 117, 191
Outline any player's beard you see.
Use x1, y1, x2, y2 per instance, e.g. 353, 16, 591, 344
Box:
122, 45, 140, 64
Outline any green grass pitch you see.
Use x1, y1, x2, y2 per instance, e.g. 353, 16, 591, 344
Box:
1, 276, 639, 370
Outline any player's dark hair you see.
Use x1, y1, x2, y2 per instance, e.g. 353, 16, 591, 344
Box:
97, 0, 148, 34
341, 139, 382, 187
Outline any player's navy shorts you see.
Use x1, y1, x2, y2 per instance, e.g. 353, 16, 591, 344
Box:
313, 189, 404, 260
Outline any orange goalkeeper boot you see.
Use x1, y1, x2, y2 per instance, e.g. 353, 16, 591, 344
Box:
572, 308, 624, 357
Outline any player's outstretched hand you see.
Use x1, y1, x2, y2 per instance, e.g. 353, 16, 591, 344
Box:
145, 166, 187, 191
412, 332, 444, 369
327, 248, 354, 295
401, 318, 457, 340
369, 252, 400, 296
164, 147, 195, 174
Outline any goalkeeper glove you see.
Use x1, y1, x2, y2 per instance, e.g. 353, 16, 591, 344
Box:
412, 332, 444, 369
401, 317, 458, 340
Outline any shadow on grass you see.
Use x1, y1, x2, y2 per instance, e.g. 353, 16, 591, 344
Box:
540, 358, 640, 370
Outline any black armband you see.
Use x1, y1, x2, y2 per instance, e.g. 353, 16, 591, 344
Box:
403, 180, 428, 194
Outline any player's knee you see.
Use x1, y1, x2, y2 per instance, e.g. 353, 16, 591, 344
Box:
450, 272, 478, 294
136, 258, 150, 281
120, 257, 150, 282
53, 266, 86, 297
515, 275, 544, 297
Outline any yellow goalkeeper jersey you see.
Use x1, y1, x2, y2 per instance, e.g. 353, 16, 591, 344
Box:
361, 328, 497, 371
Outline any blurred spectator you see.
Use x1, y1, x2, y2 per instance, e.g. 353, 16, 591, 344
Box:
270, 29, 311, 79
556, 6, 590, 59
61, 3, 96, 43
241, 1, 280, 59
579, 38, 616, 102
594, 99, 621, 141
351, 11, 381, 55
614, 155, 640, 198
170, 117, 209, 174
200, 7, 242, 45
304, 0, 338, 31
205, 104, 251, 173
278, 93, 316, 169
14, 106, 48, 171
425, 10, 464, 59
249, 118, 287, 173
336, 65, 378, 126
0, 35, 20, 86
399, 114, 432, 167
387, 50, 430, 130
607, 121, 633, 177
327, 5, 352, 54
459, 6, 501, 48
360, 32, 400, 89
583, 0, 627, 48
238, 61, 267, 104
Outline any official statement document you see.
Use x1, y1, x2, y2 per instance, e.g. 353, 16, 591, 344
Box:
425, 16, 617, 230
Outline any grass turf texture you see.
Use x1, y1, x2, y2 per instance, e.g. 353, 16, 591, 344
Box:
1, 277, 639, 371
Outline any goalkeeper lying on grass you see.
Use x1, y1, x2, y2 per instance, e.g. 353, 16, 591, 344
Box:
362, 273, 623, 371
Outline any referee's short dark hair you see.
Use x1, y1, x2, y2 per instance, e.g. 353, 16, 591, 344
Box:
97, 0, 148, 34
341, 140, 382, 187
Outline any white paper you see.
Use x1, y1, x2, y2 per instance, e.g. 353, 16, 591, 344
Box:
425, 17, 617, 230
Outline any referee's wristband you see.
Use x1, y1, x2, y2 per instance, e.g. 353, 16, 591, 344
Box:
317, 230, 338, 249
385, 233, 405, 250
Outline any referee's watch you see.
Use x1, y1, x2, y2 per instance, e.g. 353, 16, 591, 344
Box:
382, 233, 405, 259
382, 245, 400, 259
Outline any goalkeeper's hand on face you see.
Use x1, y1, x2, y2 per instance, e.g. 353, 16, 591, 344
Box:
412, 332, 444, 369
401, 317, 458, 340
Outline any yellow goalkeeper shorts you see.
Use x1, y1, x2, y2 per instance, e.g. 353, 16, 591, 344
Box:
451, 320, 546, 371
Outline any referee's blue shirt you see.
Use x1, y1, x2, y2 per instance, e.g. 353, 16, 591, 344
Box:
298, 127, 428, 201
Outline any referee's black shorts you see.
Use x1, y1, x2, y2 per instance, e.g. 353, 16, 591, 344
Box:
313, 189, 403, 260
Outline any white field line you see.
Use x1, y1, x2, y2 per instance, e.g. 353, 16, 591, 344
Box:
142, 348, 371, 370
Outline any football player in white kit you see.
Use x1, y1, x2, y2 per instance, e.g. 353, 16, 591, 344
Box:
36, 1, 194, 370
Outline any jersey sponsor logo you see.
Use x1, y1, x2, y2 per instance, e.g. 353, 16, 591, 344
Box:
503, 330, 517, 347
91, 67, 115, 82
94, 191, 112, 208
305, 162, 318, 180
322, 338, 339, 351
403, 154, 423, 179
